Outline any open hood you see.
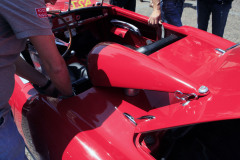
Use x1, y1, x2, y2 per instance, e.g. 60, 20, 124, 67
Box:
135, 46, 240, 133
87, 42, 205, 95
87, 32, 237, 96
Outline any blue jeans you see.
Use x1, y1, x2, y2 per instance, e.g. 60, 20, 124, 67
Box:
0, 109, 27, 160
161, 0, 185, 27
197, 0, 232, 37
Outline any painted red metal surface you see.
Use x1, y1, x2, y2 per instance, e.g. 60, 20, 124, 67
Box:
88, 42, 202, 95
9, 3, 240, 160
136, 47, 240, 133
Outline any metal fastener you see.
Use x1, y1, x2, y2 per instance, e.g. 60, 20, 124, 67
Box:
198, 86, 209, 94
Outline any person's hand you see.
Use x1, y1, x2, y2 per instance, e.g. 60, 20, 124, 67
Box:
38, 81, 75, 99
148, 10, 162, 27
43, 82, 59, 97
33, 80, 59, 98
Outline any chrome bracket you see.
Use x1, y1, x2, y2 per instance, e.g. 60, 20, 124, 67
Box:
174, 90, 198, 106
137, 115, 156, 120
215, 43, 240, 55
215, 48, 226, 55
123, 113, 137, 126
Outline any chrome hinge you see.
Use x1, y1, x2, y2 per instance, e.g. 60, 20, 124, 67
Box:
175, 90, 198, 106
123, 113, 137, 126
216, 43, 240, 55
123, 113, 156, 126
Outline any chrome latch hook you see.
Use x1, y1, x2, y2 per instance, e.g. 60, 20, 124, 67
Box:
174, 90, 198, 106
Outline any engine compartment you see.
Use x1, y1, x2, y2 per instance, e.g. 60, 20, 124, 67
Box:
139, 119, 240, 160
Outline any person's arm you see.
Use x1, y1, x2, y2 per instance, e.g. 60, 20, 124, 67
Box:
148, 0, 161, 26
15, 56, 49, 87
15, 56, 59, 97
28, 35, 73, 96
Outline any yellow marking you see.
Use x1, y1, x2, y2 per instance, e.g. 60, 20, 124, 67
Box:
85, 0, 92, 7
71, 0, 92, 9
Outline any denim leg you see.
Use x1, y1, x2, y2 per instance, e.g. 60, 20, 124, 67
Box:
177, 0, 185, 18
160, 0, 164, 21
212, 2, 232, 37
197, 0, 211, 31
0, 110, 27, 160
161, 0, 184, 26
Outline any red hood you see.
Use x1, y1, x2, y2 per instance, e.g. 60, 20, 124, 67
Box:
136, 45, 240, 133
87, 28, 235, 96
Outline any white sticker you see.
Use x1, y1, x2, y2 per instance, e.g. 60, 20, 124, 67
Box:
58, 15, 73, 24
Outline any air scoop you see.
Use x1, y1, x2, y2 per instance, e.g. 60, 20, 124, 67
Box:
88, 42, 209, 96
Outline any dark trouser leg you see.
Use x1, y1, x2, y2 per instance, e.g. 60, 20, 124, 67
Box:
161, 0, 185, 27
177, 0, 185, 19
110, 0, 136, 12
197, 0, 211, 31
0, 110, 27, 160
212, 2, 232, 37
125, 0, 136, 12
109, 0, 124, 8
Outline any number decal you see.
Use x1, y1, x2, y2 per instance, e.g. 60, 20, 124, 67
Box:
71, 0, 92, 9
85, 0, 91, 7
71, 0, 77, 8
78, 0, 84, 8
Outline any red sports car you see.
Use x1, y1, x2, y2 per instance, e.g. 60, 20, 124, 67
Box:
9, 0, 240, 159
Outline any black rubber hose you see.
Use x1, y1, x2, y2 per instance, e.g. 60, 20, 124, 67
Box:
136, 34, 181, 55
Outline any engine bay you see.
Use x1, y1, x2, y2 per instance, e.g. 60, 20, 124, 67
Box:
139, 119, 240, 160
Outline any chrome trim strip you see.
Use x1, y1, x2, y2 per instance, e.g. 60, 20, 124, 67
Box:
137, 115, 156, 120
215, 43, 240, 55
123, 113, 137, 126
215, 48, 226, 54
226, 43, 240, 52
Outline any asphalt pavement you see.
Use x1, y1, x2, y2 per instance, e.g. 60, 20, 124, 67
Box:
136, 0, 240, 43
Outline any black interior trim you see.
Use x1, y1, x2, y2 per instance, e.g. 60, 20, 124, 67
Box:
136, 34, 181, 55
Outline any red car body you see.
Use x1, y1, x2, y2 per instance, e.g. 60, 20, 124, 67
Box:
9, 1, 240, 159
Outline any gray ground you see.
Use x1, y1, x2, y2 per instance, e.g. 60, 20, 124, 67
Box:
136, 0, 240, 43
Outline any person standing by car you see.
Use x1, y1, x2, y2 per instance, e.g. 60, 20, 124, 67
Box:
197, 0, 233, 37
148, 0, 185, 27
0, 0, 73, 159
110, 0, 136, 12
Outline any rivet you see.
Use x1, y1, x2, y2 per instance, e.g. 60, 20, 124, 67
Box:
198, 86, 209, 94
